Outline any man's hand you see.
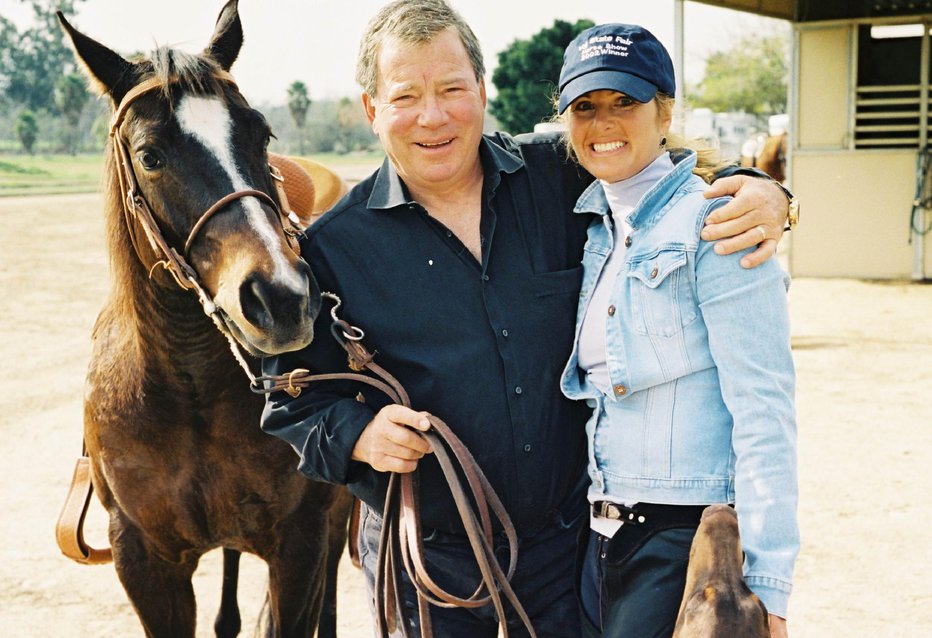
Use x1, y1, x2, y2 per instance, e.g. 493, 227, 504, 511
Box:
701, 175, 790, 269
351, 404, 433, 473
769, 614, 788, 638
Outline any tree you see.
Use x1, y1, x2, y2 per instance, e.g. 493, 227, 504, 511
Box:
490, 19, 594, 134
688, 34, 788, 116
287, 80, 311, 155
54, 72, 87, 154
1, 1, 87, 112
15, 109, 38, 153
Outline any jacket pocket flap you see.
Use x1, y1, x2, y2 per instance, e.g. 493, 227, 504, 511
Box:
627, 250, 687, 289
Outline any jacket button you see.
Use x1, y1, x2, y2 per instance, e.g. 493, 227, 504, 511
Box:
624, 235, 632, 248
607, 305, 616, 316
515, 386, 523, 395
650, 267, 659, 279
613, 384, 627, 396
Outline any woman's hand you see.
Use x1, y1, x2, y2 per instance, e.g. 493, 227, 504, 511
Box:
769, 614, 788, 638
701, 175, 790, 269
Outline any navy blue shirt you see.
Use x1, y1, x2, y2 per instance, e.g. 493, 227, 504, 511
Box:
261, 132, 595, 535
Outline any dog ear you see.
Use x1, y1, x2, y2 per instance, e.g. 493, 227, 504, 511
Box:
57, 11, 139, 104
204, 0, 243, 71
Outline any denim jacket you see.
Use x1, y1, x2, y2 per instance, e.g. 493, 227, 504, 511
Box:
560, 150, 799, 617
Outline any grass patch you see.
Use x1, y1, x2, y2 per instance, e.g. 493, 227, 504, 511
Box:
0, 154, 104, 197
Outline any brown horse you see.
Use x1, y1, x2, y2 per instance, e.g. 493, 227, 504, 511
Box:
740, 132, 787, 183
58, 2, 350, 636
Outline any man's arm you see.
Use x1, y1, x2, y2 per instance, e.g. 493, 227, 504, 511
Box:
702, 171, 792, 269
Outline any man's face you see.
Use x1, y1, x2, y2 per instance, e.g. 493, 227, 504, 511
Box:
363, 28, 487, 197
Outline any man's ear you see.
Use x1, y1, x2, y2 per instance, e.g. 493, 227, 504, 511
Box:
362, 92, 378, 134
479, 78, 487, 108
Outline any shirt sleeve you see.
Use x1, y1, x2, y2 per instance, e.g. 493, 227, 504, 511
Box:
694, 197, 800, 618
259, 235, 376, 486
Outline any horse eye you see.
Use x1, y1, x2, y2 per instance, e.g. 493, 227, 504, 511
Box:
137, 150, 163, 171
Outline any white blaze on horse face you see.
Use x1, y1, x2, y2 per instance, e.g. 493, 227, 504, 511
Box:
174, 95, 302, 290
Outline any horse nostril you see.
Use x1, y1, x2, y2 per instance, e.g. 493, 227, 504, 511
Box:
239, 276, 274, 331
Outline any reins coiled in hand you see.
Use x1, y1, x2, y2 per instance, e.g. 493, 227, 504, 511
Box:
254, 293, 536, 638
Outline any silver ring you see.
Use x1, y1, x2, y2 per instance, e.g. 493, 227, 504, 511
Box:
756, 226, 767, 242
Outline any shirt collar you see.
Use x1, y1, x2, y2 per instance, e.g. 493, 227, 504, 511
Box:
366, 135, 524, 211
572, 148, 698, 228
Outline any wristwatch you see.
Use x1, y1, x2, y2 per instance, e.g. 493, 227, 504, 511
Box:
786, 196, 800, 231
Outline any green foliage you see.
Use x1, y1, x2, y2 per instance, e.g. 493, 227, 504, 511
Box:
14, 109, 39, 153
688, 34, 788, 116
287, 81, 311, 129
287, 80, 311, 154
55, 72, 88, 154
1, 1, 87, 112
490, 18, 594, 134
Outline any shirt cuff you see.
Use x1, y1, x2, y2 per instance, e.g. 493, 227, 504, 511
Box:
745, 575, 792, 619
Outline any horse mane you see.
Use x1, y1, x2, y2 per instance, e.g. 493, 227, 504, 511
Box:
137, 46, 228, 104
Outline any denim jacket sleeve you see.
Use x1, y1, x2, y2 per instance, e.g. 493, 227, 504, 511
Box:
260, 240, 376, 486
695, 198, 800, 618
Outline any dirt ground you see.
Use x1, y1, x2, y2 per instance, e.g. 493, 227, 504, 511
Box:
1, 192, 931, 637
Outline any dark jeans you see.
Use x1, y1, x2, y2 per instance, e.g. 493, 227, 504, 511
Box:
357, 502, 584, 638
579, 525, 697, 638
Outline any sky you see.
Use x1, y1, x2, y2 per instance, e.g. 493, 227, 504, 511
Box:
0, 0, 787, 106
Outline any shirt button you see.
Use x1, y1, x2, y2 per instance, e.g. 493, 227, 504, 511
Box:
502, 329, 509, 337
613, 384, 627, 396
515, 386, 523, 395
523, 444, 531, 453
446, 231, 452, 237
650, 267, 659, 279
624, 235, 632, 248
607, 305, 616, 316
482, 274, 490, 281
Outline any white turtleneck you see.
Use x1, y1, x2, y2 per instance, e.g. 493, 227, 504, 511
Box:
578, 152, 676, 538
577, 152, 675, 394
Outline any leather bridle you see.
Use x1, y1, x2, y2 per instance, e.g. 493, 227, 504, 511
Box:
109, 70, 305, 379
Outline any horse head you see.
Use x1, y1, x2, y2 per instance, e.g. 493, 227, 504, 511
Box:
59, 0, 319, 357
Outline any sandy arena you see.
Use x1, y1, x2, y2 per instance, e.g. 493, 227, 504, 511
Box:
1, 192, 930, 637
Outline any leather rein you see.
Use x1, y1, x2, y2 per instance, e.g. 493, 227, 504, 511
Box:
253, 296, 537, 638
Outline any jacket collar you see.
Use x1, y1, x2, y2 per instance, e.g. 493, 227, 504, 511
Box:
367, 135, 524, 211
572, 148, 698, 229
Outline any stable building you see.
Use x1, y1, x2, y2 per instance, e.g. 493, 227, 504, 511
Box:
677, 1, 932, 279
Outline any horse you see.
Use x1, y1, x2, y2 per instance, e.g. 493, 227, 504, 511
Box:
672, 505, 770, 638
58, 2, 351, 636
740, 132, 787, 183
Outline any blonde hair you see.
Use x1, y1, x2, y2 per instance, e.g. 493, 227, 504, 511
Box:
355, 0, 485, 98
557, 92, 731, 183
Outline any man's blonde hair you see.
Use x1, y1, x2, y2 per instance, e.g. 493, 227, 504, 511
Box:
356, 0, 485, 98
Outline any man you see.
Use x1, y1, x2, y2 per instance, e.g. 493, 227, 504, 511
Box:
261, 1, 792, 636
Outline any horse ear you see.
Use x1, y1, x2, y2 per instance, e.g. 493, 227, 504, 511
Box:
57, 12, 137, 104
205, 0, 243, 71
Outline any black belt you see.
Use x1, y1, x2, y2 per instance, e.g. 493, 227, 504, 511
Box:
591, 501, 709, 529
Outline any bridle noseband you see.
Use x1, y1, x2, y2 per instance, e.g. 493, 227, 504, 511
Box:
110, 70, 306, 379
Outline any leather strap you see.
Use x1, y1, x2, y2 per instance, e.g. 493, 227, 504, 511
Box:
254, 310, 538, 638
55, 455, 112, 565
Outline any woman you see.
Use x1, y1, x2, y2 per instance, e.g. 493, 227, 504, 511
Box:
557, 24, 799, 638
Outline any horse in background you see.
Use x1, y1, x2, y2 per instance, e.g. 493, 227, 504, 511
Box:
740, 131, 788, 183
58, 1, 350, 635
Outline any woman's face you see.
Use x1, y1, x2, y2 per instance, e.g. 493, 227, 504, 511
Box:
566, 90, 671, 183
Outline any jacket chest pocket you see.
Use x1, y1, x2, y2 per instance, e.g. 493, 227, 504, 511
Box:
627, 249, 698, 337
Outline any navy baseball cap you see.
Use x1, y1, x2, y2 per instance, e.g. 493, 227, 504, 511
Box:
558, 23, 675, 113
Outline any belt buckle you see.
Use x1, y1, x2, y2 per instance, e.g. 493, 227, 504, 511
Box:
595, 501, 621, 520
